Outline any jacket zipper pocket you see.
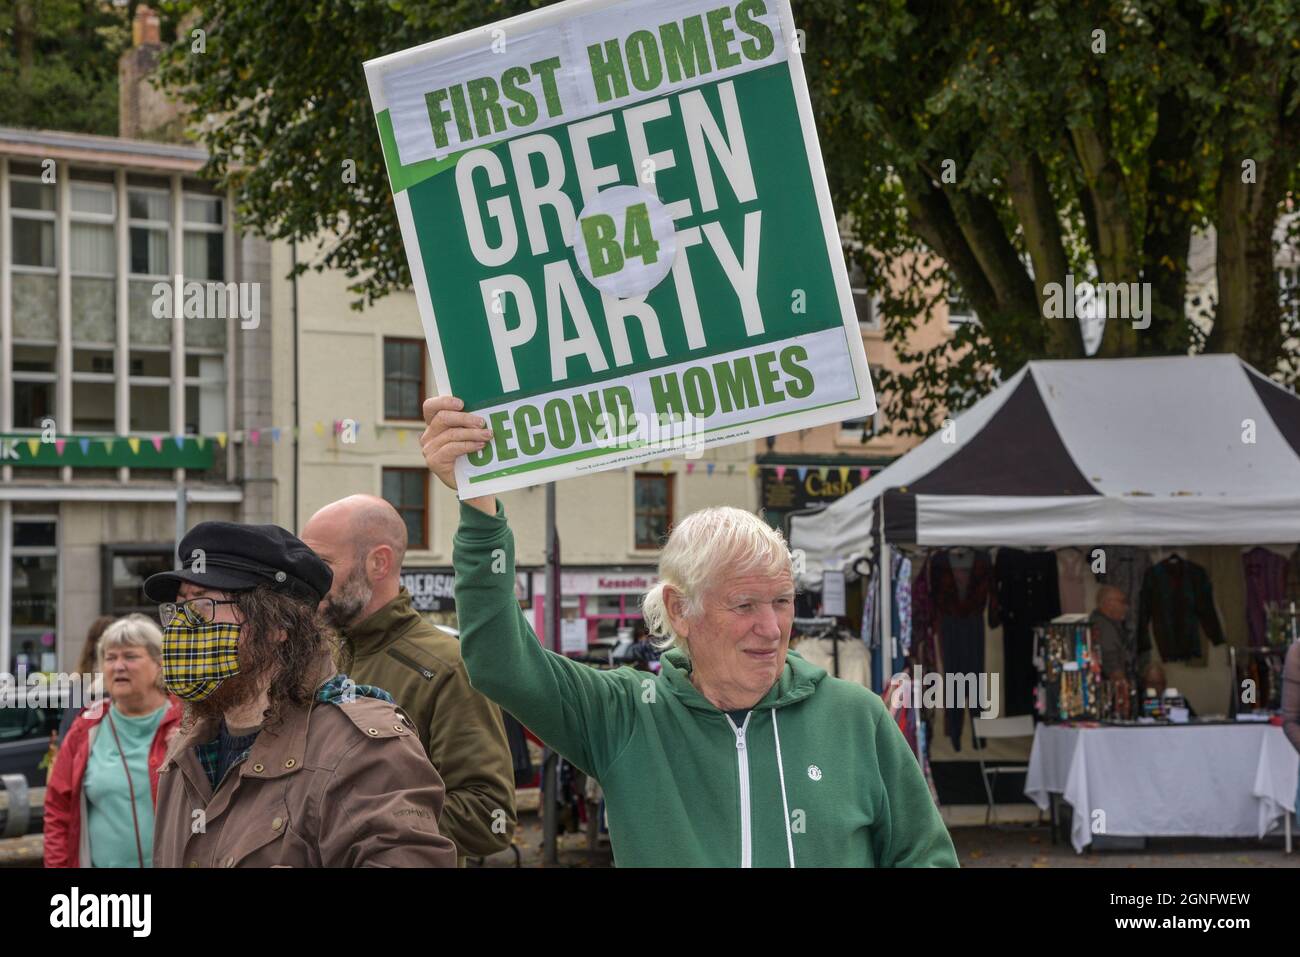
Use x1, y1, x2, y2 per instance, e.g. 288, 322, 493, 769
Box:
387, 648, 435, 681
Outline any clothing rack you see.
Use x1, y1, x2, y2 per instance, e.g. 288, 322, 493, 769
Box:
795, 616, 848, 678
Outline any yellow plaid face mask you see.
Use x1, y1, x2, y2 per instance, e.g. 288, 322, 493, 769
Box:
162, 619, 242, 701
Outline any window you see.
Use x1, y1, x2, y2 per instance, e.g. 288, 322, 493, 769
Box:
11, 177, 56, 269
184, 354, 226, 433
383, 468, 429, 550
384, 338, 426, 420
12, 344, 56, 431
128, 188, 170, 277
129, 347, 171, 432
183, 193, 224, 281
102, 546, 175, 618
847, 258, 881, 330
947, 292, 977, 326
11, 512, 58, 675
840, 410, 885, 444
633, 473, 673, 549
70, 182, 115, 276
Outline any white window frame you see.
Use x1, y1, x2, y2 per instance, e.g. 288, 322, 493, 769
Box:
182, 191, 225, 282
127, 186, 172, 281
69, 181, 116, 280
10, 175, 57, 274
11, 339, 57, 435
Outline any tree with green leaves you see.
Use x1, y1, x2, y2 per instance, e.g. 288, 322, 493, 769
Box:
0, 0, 143, 135
801, 0, 1300, 432
157, 0, 1299, 435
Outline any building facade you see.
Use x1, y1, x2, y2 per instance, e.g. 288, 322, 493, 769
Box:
0, 126, 281, 676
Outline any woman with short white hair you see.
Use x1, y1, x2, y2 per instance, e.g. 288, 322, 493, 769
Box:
423, 396, 956, 867
44, 614, 182, 867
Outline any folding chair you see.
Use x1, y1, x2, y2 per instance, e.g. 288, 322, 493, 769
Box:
972, 715, 1037, 827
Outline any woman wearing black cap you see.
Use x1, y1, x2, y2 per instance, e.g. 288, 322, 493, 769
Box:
144, 521, 458, 867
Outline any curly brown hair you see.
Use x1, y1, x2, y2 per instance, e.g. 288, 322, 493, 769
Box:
182, 585, 341, 732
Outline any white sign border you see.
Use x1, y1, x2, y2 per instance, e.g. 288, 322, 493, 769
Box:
366, 0, 876, 499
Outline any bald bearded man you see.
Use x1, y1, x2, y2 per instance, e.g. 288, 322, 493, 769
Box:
302, 495, 516, 861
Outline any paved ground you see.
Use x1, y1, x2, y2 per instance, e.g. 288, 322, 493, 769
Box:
5, 800, 1293, 869
471, 812, 1298, 868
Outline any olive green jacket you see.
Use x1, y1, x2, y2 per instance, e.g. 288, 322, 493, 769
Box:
342, 589, 516, 859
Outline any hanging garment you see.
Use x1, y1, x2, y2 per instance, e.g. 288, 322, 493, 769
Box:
895, 554, 913, 655
911, 556, 939, 672
1243, 547, 1290, 649
1137, 556, 1226, 663
995, 548, 1061, 716
1286, 547, 1300, 604
931, 549, 997, 751
1056, 549, 1088, 614
794, 636, 872, 689
1206, 546, 1249, 648
1093, 545, 1150, 640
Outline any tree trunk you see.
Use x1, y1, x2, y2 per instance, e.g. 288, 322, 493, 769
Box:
15, 0, 37, 80
1207, 148, 1286, 369
1006, 151, 1081, 358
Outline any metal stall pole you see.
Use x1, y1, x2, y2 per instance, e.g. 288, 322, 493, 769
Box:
174, 482, 188, 569
542, 482, 560, 865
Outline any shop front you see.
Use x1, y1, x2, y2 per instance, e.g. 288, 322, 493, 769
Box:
400, 566, 536, 633
531, 568, 659, 657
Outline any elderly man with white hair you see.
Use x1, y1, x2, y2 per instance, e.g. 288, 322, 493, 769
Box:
421, 396, 957, 868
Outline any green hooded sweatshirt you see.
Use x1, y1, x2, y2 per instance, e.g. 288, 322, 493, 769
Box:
454, 501, 958, 868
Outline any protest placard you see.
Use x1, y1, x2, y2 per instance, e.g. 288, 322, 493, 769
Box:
364, 0, 875, 497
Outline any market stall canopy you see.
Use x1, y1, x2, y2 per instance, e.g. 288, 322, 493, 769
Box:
789, 355, 1300, 576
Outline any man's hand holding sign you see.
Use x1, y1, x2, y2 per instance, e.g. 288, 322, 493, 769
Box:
390, 0, 955, 869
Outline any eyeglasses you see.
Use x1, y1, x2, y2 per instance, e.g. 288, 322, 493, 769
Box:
158, 597, 241, 628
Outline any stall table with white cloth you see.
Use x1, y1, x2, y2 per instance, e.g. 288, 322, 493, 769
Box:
1023, 723, 1298, 853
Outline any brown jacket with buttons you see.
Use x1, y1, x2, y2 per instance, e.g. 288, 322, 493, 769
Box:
152, 654, 458, 868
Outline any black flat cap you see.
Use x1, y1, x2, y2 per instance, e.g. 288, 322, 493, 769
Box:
144, 521, 332, 605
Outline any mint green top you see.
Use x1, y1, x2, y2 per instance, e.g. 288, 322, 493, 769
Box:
83, 703, 166, 868
453, 501, 958, 868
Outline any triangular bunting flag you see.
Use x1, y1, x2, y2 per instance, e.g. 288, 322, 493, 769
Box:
196, 435, 206, 450
727, 464, 736, 476
314, 421, 325, 437
748, 464, 759, 478
216, 432, 228, 449
839, 466, 850, 484
26, 438, 40, 457
661, 459, 671, 474
78, 438, 91, 456
150, 436, 163, 453
54, 439, 66, 455
271, 428, 282, 444
817, 466, 828, 482
174, 435, 186, 450
686, 462, 695, 475
706, 462, 715, 476
797, 466, 808, 482
397, 429, 409, 445
859, 467, 870, 481
127, 437, 141, 455
775, 465, 787, 481
104, 439, 115, 455
250, 429, 261, 446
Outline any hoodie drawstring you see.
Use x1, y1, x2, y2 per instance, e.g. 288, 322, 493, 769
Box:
772, 710, 796, 868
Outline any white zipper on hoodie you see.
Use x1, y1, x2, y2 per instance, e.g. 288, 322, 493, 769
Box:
725, 710, 798, 869
726, 711, 753, 868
